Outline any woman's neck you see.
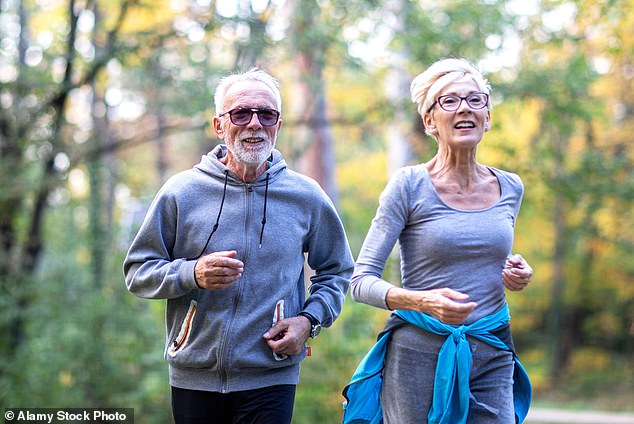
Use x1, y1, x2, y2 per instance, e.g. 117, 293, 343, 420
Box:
425, 147, 486, 192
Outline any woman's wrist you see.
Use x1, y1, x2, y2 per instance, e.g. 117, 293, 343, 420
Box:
386, 287, 416, 311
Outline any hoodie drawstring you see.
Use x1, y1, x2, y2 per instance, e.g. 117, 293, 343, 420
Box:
190, 170, 229, 260
259, 173, 269, 248
188, 169, 270, 259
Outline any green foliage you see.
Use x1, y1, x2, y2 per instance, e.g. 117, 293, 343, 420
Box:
0, 204, 171, 423
294, 299, 390, 423
399, 0, 512, 66
535, 348, 634, 411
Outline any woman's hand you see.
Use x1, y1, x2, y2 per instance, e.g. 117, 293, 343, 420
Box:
386, 287, 477, 325
502, 254, 533, 291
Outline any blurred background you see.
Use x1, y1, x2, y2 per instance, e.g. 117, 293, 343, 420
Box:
1, 0, 632, 422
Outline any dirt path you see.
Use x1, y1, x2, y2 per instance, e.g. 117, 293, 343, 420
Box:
527, 408, 634, 423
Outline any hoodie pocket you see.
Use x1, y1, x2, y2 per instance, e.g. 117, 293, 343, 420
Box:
272, 299, 288, 361
168, 300, 197, 357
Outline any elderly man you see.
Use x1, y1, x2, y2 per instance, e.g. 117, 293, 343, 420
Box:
124, 68, 353, 424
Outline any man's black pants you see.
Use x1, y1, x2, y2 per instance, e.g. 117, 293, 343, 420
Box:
171, 384, 296, 424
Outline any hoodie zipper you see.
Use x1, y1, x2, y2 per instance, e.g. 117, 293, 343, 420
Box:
245, 185, 254, 252
217, 183, 254, 393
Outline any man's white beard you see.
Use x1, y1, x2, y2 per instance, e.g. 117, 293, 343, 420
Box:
229, 132, 274, 166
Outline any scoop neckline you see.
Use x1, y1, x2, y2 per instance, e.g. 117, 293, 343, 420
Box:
420, 165, 503, 213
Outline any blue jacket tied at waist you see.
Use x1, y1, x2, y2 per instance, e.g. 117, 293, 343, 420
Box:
342, 304, 531, 424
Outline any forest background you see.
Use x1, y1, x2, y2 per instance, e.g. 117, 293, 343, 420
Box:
1, 0, 633, 422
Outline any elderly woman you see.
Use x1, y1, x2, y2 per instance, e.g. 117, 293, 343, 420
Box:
343, 58, 533, 424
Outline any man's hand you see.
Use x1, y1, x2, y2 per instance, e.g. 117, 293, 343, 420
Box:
262, 316, 311, 356
194, 250, 244, 290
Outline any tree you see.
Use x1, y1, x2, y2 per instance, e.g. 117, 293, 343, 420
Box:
505, 0, 634, 381
0, 0, 134, 358
0, 0, 213, 413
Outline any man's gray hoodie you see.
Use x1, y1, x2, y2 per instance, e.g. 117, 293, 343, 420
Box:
124, 145, 354, 393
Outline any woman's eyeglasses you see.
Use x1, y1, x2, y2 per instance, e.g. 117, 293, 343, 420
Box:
428, 92, 489, 113
218, 108, 280, 127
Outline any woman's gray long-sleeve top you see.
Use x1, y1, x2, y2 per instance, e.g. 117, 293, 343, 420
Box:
350, 164, 523, 324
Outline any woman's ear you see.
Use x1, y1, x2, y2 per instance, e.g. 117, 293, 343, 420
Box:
423, 113, 437, 136
484, 111, 491, 132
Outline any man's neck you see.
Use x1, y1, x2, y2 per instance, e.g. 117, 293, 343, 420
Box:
220, 154, 269, 183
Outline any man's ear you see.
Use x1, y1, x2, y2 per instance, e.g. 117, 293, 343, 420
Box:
213, 117, 224, 139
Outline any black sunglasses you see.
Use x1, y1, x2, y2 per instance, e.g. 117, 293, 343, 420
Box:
218, 107, 280, 127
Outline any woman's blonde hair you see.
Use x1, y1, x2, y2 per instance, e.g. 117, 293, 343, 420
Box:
410, 58, 492, 120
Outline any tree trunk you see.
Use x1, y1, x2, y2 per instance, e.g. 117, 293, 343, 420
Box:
385, 0, 413, 174
294, 54, 338, 203
288, 0, 338, 204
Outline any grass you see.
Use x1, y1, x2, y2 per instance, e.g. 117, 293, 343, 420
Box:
530, 348, 634, 412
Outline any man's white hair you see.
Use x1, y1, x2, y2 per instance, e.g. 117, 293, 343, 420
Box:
214, 68, 282, 115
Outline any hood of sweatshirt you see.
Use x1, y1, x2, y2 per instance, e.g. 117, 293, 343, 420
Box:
195, 144, 288, 186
